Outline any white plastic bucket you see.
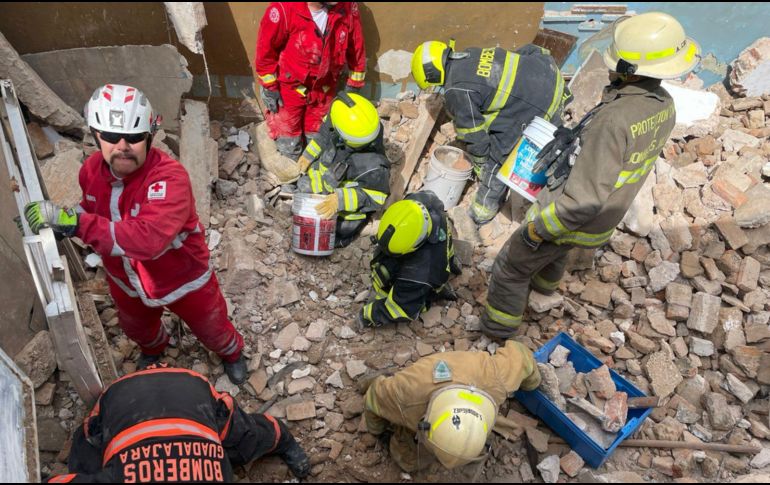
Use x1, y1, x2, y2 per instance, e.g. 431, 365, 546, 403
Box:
422, 146, 473, 209
291, 193, 336, 256
496, 116, 557, 202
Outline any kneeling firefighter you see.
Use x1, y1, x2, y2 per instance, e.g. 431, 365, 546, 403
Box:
358, 191, 462, 329
362, 340, 541, 472
297, 92, 391, 248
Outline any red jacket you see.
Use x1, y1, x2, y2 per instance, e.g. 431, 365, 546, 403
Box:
76, 148, 211, 307
255, 2, 366, 92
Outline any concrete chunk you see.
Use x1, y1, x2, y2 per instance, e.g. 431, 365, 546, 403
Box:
687, 292, 721, 334
715, 216, 749, 249
0, 32, 85, 132
40, 146, 84, 209
729, 37, 770, 97
737, 257, 761, 292
14, 330, 57, 388
645, 350, 682, 398
286, 401, 316, 421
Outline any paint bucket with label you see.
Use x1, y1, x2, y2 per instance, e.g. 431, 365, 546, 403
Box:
496, 116, 557, 202
422, 146, 473, 209
291, 193, 336, 256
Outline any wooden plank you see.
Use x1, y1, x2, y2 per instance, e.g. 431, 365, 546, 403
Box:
46, 256, 103, 406
76, 291, 118, 387
533, 28, 578, 67
387, 93, 443, 204
571, 4, 627, 15
62, 239, 87, 282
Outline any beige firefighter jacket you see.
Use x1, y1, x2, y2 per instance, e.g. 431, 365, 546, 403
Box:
364, 340, 539, 435
528, 77, 675, 248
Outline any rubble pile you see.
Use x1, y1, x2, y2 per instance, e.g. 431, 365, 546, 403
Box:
20, 72, 770, 484
518, 90, 770, 481
538, 347, 631, 443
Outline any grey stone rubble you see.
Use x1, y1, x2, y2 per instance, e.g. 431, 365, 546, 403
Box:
22, 61, 770, 483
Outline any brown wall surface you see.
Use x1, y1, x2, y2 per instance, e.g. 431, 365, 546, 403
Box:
0, 2, 544, 82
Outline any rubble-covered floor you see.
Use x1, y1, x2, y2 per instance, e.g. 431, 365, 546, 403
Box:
25, 82, 770, 483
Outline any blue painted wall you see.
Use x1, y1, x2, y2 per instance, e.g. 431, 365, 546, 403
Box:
544, 2, 770, 86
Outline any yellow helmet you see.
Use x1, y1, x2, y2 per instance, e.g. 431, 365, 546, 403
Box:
329, 92, 380, 148
603, 12, 700, 79
377, 199, 432, 255
422, 385, 497, 469
411, 41, 450, 89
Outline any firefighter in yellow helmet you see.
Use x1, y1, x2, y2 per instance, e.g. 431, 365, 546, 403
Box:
482, 12, 700, 339
411, 40, 570, 225
296, 92, 391, 247
358, 190, 462, 329
363, 340, 541, 472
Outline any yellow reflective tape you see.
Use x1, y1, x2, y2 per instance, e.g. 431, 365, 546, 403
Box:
428, 411, 453, 440
306, 140, 321, 158
617, 50, 641, 61
555, 228, 614, 247
525, 204, 539, 223
385, 289, 409, 319
364, 303, 373, 322
362, 189, 387, 206
310, 170, 323, 193
350, 71, 366, 81
351, 188, 359, 211
614, 155, 656, 188
456, 125, 485, 136
259, 73, 277, 84
546, 70, 565, 120
485, 303, 522, 328
685, 43, 697, 62
458, 391, 483, 405
480, 53, 520, 131
541, 203, 568, 237
646, 47, 676, 60
342, 212, 366, 221
532, 273, 560, 291
488, 53, 518, 113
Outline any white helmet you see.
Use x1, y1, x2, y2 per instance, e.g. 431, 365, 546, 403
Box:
603, 12, 700, 79
422, 385, 497, 469
85, 84, 156, 134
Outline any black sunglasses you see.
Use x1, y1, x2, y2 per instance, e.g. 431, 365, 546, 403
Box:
99, 131, 148, 144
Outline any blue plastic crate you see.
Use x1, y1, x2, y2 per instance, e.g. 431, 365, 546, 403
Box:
514, 332, 653, 469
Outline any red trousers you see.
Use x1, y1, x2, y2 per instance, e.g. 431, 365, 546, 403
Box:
108, 274, 244, 363
267, 81, 336, 138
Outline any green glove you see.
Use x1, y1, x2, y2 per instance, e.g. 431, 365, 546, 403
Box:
24, 201, 78, 237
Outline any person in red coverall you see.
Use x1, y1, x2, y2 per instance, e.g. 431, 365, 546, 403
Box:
24, 84, 249, 384
45, 364, 310, 483
255, 2, 366, 160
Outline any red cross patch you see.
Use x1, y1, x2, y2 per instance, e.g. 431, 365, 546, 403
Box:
148, 181, 166, 200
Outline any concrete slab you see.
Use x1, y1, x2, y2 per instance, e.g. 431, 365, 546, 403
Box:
22, 44, 192, 131
180, 100, 217, 226
0, 32, 85, 133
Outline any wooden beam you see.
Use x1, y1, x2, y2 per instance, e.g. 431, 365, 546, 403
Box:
76, 291, 118, 386
387, 93, 443, 204
533, 28, 578, 67
62, 239, 87, 282
46, 256, 103, 405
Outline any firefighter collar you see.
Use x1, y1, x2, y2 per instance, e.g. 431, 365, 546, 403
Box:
433, 360, 452, 383
602, 77, 666, 103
